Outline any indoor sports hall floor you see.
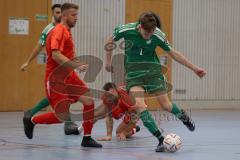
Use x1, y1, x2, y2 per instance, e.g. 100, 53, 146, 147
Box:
0, 110, 240, 160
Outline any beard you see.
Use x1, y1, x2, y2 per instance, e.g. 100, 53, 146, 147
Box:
54, 17, 61, 23
67, 20, 76, 28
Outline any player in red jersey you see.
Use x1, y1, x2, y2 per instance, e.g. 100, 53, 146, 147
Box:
23, 3, 102, 148
99, 82, 140, 141
76, 82, 141, 141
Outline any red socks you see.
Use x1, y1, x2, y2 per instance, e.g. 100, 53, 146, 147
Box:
32, 112, 61, 124
82, 103, 94, 135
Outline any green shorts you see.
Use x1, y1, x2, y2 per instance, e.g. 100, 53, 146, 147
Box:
125, 63, 168, 94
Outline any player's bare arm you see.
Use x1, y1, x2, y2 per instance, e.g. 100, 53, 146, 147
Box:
168, 49, 207, 78
52, 50, 87, 70
98, 115, 113, 141
20, 43, 44, 71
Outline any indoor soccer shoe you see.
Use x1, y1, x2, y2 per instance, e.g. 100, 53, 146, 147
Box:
136, 125, 140, 132
23, 111, 35, 139
155, 142, 166, 152
81, 136, 103, 148
64, 122, 80, 135
179, 109, 195, 131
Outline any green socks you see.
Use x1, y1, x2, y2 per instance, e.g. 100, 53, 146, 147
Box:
29, 97, 49, 116
171, 103, 182, 118
140, 110, 163, 141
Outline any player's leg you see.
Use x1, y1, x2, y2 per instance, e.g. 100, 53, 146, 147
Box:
155, 93, 195, 131
116, 114, 140, 140
77, 103, 110, 135
78, 91, 102, 148
94, 103, 109, 122
22, 97, 50, 138
25, 97, 49, 116
23, 98, 71, 139
129, 86, 165, 152
22, 96, 80, 136
146, 71, 195, 131
123, 112, 140, 138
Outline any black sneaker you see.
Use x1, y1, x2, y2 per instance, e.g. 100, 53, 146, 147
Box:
155, 136, 165, 152
179, 109, 195, 131
155, 142, 165, 152
64, 122, 80, 135
23, 111, 35, 139
136, 125, 140, 132
81, 136, 103, 148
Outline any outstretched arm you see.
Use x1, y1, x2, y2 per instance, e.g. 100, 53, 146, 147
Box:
168, 49, 207, 78
20, 43, 44, 71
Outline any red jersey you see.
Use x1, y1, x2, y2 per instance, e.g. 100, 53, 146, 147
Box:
110, 87, 136, 119
116, 87, 135, 111
45, 24, 75, 81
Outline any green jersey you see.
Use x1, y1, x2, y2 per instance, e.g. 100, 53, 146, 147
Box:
38, 23, 55, 46
113, 22, 172, 72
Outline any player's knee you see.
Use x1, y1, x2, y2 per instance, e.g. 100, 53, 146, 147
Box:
135, 105, 146, 113
161, 102, 172, 112
134, 101, 147, 110
79, 93, 94, 105
82, 98, 94, 106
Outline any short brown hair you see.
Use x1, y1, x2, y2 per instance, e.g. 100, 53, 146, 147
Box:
103, 82, 117, 91
139, 12, 157, 32
61, 3, 79, 12
51, 4, 61, 11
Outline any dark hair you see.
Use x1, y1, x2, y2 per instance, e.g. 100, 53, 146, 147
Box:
51, 4, 62, 11
139, 12, 157, 32
61, 3, 79, 12
149, 12, 161, 29
103, 82, 117, 91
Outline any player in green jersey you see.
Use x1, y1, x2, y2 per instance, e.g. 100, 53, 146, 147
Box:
105, 12, 206, 152
21, 4, 80, 136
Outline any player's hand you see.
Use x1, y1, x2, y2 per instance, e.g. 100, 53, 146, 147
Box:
97, 135, 112, 141
105, 63, 113, 72
194, 67, 207, 78
20, 62, 29, 71
78, 64, 88, 72
117, 133, 127, 141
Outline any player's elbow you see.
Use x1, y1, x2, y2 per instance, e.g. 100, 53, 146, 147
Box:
168, 49, 180, 60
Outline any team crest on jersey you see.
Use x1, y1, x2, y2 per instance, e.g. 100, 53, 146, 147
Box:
146, 39, 152, 44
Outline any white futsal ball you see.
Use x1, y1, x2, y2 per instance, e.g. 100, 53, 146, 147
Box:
163, 133, 182, 152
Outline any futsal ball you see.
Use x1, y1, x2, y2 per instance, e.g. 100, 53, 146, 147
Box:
163, 133, 182, 152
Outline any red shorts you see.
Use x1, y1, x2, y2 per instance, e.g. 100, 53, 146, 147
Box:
46, 72, 89, 111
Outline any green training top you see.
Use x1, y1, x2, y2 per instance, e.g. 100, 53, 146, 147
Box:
38, 23, 55, 46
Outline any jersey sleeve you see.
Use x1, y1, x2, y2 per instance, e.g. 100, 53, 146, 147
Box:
38, 24, 54, 46
154, 29, 172, 52
112, 25, 125, 41
50, 26, 66, 53
38, 32, 47, 46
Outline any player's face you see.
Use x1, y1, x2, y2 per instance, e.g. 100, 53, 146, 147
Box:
64, 8, 78, 28
52, 7, 61, 23
139, 25, 155, 40
108, 88, 118, 98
